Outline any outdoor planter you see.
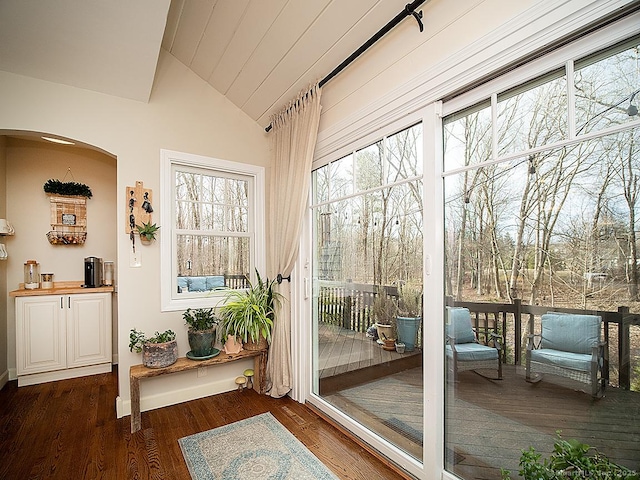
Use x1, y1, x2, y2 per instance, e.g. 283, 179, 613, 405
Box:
396, 316, 421, 352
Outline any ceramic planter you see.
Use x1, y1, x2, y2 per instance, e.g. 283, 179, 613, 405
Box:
223, 335, 243, 354
187, 328, 216, 357
142, 339, 178, 368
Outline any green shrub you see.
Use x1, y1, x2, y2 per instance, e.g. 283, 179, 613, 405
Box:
501, 433, 639, 480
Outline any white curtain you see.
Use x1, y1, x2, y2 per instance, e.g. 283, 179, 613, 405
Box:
266, 83, 322, 398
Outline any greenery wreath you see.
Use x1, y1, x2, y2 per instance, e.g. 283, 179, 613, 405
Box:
43, 179, 93, 198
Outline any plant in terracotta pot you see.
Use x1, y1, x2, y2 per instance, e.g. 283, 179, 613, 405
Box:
183, 308, 218, 358
136, 221, 160, 244
129, 328, 177, 368
372, 291, 398, 350
218, 270, 283, 351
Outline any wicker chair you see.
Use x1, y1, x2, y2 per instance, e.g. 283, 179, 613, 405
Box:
526, 313, 607, 398
446, 307, 502, 381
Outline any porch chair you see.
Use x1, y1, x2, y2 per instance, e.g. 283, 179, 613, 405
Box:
446, 307, 502, 381
525, 313, 607, 398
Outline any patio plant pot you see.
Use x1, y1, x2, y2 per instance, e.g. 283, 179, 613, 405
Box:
396, 316, 421, 352
142, 339, 178, 368
375, 323, 395, 342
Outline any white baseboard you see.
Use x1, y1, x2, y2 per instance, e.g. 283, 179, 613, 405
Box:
8, 367, 16, 381
116, 378, 236, 419
112, 353, 118, 365
0, 369, 8, 390
17, 363, 112, 387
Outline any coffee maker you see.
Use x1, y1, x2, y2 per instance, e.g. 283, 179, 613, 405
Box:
84, 256, 103, 287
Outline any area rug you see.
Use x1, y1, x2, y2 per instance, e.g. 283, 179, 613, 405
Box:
178, 412, 338, 480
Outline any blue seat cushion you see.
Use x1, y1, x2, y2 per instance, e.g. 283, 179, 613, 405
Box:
446, 307, 476, 344
446, 343, 498, 362
540, 313, 601, 354
188, 276, 208, 292
206, 275, 225, 290
177, 277, 188, 290
531, 348, 592, 372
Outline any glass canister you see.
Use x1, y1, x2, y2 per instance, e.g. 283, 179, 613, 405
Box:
103, 261, 114, 286
24, 260, 40, 289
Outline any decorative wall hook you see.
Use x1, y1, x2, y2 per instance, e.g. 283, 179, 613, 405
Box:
276, 273, 291, 284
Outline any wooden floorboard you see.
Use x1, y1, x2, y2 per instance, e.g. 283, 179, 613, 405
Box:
0, 366, 402, 480
323, 363, 640, 479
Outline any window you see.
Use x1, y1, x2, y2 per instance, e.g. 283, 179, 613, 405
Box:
442, 34, 640, 480
160, 150, 265, 311
310, 123, 424, 461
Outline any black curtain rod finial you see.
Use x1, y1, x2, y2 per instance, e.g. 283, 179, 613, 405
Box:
264, 0, 427, 132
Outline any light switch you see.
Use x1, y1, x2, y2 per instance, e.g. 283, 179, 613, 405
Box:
130, 249, 141, 268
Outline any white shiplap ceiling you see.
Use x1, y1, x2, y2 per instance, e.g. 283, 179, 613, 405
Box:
0, 0, 425, 127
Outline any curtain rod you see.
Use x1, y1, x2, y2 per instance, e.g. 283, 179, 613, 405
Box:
265, 0, 427, 133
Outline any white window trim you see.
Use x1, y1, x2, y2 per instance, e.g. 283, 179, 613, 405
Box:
160, 149, 265, 312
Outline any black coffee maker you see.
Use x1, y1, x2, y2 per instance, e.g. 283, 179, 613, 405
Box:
84, 256, 103, 287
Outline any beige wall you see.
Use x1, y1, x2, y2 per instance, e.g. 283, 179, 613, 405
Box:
0, 136, 7, 388
4, 138, 117, 366
0, 51, 269, 415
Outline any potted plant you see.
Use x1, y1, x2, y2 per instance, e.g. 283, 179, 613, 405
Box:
183, 308, 218, 358
396, 285, 422, 352
372, 291, 398, 350
218, 270, 283, 351
136, 221, 160, 244
129, 328, 178, 368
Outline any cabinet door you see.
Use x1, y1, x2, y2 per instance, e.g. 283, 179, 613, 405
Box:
66, 293, 112, 368
16, 296, 66, 375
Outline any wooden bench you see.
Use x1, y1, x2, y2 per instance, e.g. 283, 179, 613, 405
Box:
129, 348, 267, 432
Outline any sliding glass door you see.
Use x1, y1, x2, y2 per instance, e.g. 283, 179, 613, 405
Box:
309, 124, 425, 461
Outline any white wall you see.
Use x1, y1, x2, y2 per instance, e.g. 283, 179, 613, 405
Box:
0, 51, 269, 416
315, 0, 631, 161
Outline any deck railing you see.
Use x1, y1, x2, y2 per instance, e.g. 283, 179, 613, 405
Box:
446, 296, 640, 390
315, 282, 638, 389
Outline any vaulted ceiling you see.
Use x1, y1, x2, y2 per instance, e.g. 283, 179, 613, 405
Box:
0, 0, 424, 128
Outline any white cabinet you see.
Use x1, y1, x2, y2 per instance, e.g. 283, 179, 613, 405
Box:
16, 292, 112, 386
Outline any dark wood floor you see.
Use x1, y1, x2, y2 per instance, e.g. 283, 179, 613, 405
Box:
0, 367, 403, 480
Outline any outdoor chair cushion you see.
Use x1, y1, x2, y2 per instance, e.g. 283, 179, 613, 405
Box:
177, 275, 226, 292
446, 307, 476, 344
530, 348, 592, 372
540, 313, 601, 354
446, 343, 499, 362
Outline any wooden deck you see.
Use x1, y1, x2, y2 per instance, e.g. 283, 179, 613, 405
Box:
318, 324, 640, 479
318, 322, 420, 378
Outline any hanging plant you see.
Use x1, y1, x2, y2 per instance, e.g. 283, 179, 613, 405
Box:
43, 179, 93, 198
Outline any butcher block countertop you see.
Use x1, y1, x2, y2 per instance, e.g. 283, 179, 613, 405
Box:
9, 281, 115, 297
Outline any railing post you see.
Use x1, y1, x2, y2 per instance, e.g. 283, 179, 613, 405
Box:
514, 298, 522, 365
343, 295, 352, 329
618, 306, 630, 390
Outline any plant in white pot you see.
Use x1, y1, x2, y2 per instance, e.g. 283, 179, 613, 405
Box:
218, 270, 283, 351
372, 292, 398, 350
183, 308, 218, 359
129, 328, 177, 368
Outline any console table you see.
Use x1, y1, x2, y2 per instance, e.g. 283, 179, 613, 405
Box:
129, 348, 267, 433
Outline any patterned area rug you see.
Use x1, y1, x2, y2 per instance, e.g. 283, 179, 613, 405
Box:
179, 413, 338, 480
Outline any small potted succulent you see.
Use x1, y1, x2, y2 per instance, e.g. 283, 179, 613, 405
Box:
129, 328, 178, 368
183, 308, 218, 358
136, 221, 160, 244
